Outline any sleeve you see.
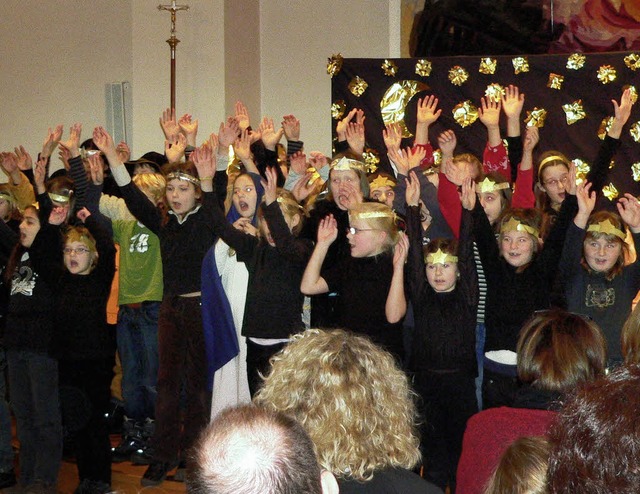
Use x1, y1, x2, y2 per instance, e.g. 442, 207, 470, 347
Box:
505, 136, 523, 184
471, 200, 502, 288
511, 166, 535, 208
558, 222, 586, 282
286, 140, 304, 158
0, 219, 18, 256
414, 142, 435, 169
437, 172, 461, 238
118, 182, 162, 234
587, 135, 620, 197
539, 194, 579, 283
483, 142, 511, 182
67, 156, 89, 209
84, 215, 116, 283
83, 182, 113, 237
405, 205, 427, 300
261, 201, 313, 265
99, 193, 135, 221
8, 171, 35, 210
458, 209, 479, 308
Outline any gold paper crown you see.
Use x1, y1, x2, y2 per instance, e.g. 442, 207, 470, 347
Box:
501, 217, 539, 237
330, 156, 366, 172
165, 171, 200, 187
48, 192, 71, 204
352, 210, 396, 220
425, 248, 458, 265
477, 177, 510, 194
276, 195, 304, 211
0, 191, 14, 203
587, 219, 626, 240
369, 176, 396, 189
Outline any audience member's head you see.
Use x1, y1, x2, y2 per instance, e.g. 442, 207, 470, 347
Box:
547, 365, 640, 493
621, 302, 640, 366
517, 309, 607, 394
187, 404, 338, 494
484, 436, 549, 494
255, 328, 421, 482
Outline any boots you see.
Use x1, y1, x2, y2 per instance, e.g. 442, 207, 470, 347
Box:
111, 417, 144, 463
130, 418, 155, 465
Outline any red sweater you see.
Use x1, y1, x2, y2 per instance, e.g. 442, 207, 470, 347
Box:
456, 407, 556, 494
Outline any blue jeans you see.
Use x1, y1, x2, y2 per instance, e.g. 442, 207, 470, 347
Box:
6, 349, 62, 486
0, 348, 14, 472
116, 302, 160, 422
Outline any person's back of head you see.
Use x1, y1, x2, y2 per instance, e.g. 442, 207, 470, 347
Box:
187, 404, 338, 494
547, 365, 640, 493
484, 436, 549, 494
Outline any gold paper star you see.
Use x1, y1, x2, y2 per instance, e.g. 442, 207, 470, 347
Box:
572, 159, 590, 183
624, 85, 638, 104
567, 53, 586, 70
525, 108, 548, 128
598, 117, 614, 140
452, 100, 478, 128
382, 59, 398, 77
326, 53, 343, 78
448, 66, 469, 86
485, 83, 505, 102
597, 65, 617, 84
609, 159, 615, 170
631, 122, 640, 142
415, 59, 432, 77
362, 149, 380, 173
512, 57, 529, 74
602, 183, 619, 201
331, 100, 346, 120
348, 76, 368, 97
479, 57, 497, 75
632, 162, 640, 182
624, 53, 640, 71
562, 100, 586, 125
547, 73, 564, 90
432, 149, 442, 166
426, 248, 458, 265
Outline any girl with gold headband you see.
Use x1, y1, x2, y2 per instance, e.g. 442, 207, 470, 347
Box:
301, 201, 408, 359
557, 180, 640, 367
404, 171, 478, 492
536, 88, 634, 239
461, 164, 578, 410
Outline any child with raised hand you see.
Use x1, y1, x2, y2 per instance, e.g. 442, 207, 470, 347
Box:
461, 162, 578, 410
301, 201, 408, 359
92, 126, 218, 487
1, 157, 63, 494
404, 170, 478, 492
54, 206, 116, 494
207, 158, 312, 397
558, 181, 640, 367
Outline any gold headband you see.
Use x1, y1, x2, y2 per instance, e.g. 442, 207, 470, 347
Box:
425, 248, 458, 265
0, 191, 13, 203
587, 219, 626, 240
165, 171, 200, 187
538, 155, 567, 173
330, 156, 366, 172
477, 177, 510, 194
48, 192, 71, 204
501, 217, 539, 237
370, 176, 396, 190
276, 195, 304, 211
352, 210, 396, 220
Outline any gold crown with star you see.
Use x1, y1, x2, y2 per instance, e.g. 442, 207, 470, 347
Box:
330, 156, 366, 172
587, 219, 626, 240
500, 217, 539, 237
476, 177, 510, 194
425, 248, 458, 265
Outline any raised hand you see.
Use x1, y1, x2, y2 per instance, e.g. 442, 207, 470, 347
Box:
382, 122, 403, 154
233, 129, 253, 163
566, 162, 577, 195
218, 117, 240, 149
41, 124, 64, 158
337, 180, 363, 210
291, 172, 319, 203
165, 133, 187, 163
159, 108, 180, 140
478, 97, 501, 129
392, 232, 409, 269
14, 145, 33, 171
502, 85, 525, 121
336, 108, 357, 139
178, 113, 198, 146
33, 156, 47, 193
405, 171, 421, 207
317, 214, 338, 245
76, 207, 91, 223
262, 166, 279, 205
192, 139, 217, 185
116, 141, 131, 163
609, 87, 635, 139
289, 151, 308, 175
460, 177, 477, 211
407, 146, 426, 171
438, 130, 457, 160
523, 126, 539, 153
618, 194, 640, 232
87, 153, 104, 185
58, 123, 82, 159
232, 217, 257, 236
259, 116, 284, 151
235, 101, 251, 131
345, 122, 365, 156
58, 147, 71, 171
388, 148, 410, 176
282, 114, 300, 141
0, 152, 18, 177
92, 127, 117, 157
308, 151, 328, 171
417, 95, 441, 125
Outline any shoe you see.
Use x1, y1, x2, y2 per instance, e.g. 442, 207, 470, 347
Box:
111, 418, 144, 463
0, 469, 17, 489
73, 478, 111, 494
172, 459, 187, 483
130, 444, 155, 466
141, 461, 176, 487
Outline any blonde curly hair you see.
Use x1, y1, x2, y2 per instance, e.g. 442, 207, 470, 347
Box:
254, 328, 421, 481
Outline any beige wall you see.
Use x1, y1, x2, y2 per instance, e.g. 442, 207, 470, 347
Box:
0, 0, 399, 179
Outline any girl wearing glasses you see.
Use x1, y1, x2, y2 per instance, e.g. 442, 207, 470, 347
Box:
53, 206, 116, 494
301, 201, 408, 359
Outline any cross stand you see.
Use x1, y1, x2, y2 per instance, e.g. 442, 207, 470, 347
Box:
158, 1, 189, 111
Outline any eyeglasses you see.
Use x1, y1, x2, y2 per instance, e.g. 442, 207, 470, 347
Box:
347, 227, 378, 235
543, 175, 569, 189
63, 247, 91, 255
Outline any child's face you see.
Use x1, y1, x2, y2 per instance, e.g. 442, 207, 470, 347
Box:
346, 218, 386, 258
232, 175, 258, 220
500, 230, 535, 268
330, 169, 361, 210
19, 208, 40, 248
426, 261, 458, 293
479, 191, 503, 224
540, 164, 569, 206
64, 241, 96, 275
166, 178, 198, 218
371, 186, 395, 208
49, 202, 70, 226
583, 236, 622, 273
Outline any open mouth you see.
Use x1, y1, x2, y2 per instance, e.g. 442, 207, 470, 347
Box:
239, 201, 249, 211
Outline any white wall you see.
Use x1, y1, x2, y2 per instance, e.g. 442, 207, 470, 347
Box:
0, 0, 397, 180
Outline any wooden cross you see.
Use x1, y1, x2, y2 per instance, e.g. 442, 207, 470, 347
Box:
158, 1, 189, 110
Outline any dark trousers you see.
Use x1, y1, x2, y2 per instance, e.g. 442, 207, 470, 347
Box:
59, 358, 113, 485
413, 370, 477, 493
150, 297, 211, 463
246, 340, 287, 397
